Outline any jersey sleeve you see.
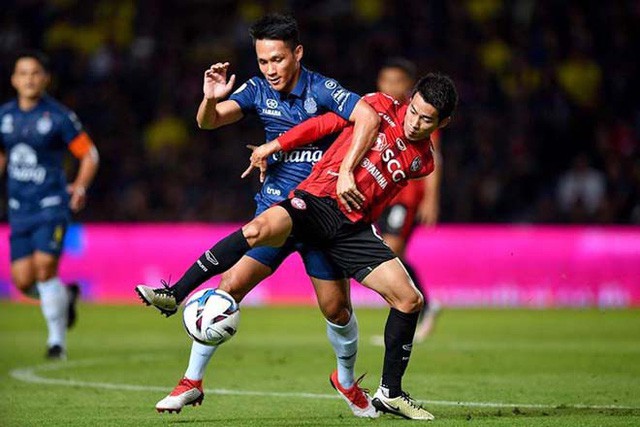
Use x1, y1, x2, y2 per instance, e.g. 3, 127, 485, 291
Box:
60, 110, 96, 159
278, 112, 349, 151
312, 76, 361, 121
228, 78, 259, 113
59, 110, 84, 144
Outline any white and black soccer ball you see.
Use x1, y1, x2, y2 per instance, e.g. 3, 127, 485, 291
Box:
182, 288, 240, 346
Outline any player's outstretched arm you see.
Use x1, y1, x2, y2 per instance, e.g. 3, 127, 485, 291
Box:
196, 62, 242, 130
241, 112, 350, 182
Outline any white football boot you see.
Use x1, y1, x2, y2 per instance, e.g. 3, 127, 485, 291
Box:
156, 377, 204, 413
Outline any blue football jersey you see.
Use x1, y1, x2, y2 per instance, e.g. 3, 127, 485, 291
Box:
0, 95, 84, 231
229, 66, 360, 210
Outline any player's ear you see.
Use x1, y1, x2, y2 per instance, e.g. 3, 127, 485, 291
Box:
294, 44, 303, 62
437, 117, 451, 129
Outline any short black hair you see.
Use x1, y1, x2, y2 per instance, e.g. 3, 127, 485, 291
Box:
412, 73, 458, 121
380, 57, 417, 81
14, 50, 50, 72
249, 13, 300, 51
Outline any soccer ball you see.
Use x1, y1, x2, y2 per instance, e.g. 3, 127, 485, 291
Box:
182, 288, 240, 346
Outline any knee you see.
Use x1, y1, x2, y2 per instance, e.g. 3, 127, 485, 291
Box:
218, 271, 246, 303
395, 291, 424, 314
11, 271, 35, 294
323, 303, 352, 325
242, 218, 268, 244
318, 294, 352, 325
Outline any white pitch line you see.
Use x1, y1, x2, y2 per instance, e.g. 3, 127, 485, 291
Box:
8, 359, 639, 411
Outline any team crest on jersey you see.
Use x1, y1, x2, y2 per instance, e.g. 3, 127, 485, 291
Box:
1, 114, 13, 134
324, 79, 337, 90
291, 197, 307, 210
266, 98, 279, 109
37, 114, 52, 135
410, 157, 422, 172
304, 97, 317, 114
395, 138, 407, 151
371, 133, 389, 152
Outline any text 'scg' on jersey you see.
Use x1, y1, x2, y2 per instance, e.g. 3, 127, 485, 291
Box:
229, 67, 360, 211
299, 92, 435, 223
0, 95, 84, 231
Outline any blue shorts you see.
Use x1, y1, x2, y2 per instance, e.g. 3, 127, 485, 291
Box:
9, 220, 68, 262
246, 201, 345, 281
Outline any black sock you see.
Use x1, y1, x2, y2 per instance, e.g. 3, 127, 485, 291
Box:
402, 259, 429, 314
171, 229, 251, 303
381, 308, 420, 398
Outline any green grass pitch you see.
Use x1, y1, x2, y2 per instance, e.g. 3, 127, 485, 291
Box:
1, 302, 639, 426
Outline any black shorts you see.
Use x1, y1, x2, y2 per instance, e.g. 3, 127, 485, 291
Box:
377, 203, 417, 241
278, 190, 396, 282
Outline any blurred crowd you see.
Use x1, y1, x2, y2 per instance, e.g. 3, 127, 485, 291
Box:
1, 0, 639, 224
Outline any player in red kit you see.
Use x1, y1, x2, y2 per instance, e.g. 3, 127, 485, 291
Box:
136, 73, 457, 419
376, 58, 443, 342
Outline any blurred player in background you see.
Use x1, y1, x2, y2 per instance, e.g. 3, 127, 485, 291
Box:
139, 73, 458, 419
0, 51, 99, 359
376, 58, 442, 342
139, 14, 380, 417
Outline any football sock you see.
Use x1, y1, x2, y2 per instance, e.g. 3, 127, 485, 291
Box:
185, 341, 218, 381
402, 259, 429, 314
381, 308, 419, 398
37, 277, 69, 347
326, 313, 358, 388
171, 229, 251, 303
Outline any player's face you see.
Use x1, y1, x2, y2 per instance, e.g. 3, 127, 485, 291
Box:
11, 58, 49, 100
403, 92, 450, 141
377, 67, 413, 103
255, 39, 303, 94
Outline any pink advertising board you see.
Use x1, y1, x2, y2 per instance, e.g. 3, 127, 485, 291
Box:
1, 224, 639, 307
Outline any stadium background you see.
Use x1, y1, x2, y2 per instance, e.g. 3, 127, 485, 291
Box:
1, 0, 639, 306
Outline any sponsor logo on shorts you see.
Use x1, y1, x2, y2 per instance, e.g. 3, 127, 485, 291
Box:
291, 197, 306, 210
402, 343, 413, 351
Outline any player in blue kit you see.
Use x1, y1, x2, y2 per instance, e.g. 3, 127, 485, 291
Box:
0, 51, 99, 359
137, 14, 380, 417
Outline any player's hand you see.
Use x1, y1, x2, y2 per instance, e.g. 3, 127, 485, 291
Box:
203, 62, 236, 100
336, 170, 365, 212
67, 183, 87, 213
241, 141, 280, 183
